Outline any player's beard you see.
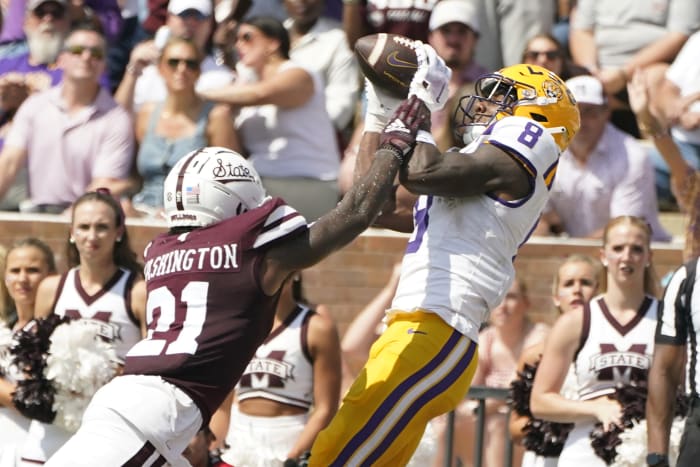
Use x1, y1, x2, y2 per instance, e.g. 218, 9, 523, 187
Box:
27, 28, 66, 65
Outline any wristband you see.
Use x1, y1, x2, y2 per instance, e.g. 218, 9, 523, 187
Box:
377, 145, 405, 164
416, 129, 436, 146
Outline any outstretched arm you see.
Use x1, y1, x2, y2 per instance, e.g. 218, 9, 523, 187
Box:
262, 97, 428, 294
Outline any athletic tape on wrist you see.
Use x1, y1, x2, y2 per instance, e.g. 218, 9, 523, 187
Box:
416, 129, 436, 146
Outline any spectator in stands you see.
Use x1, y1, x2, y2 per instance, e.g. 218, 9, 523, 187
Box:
431, 277, 550, 467
427, 0, 488, 151
534, 75, 671, 242
531, 215, 659, 466
471, 0, 557, 72
214, 274, 341, 467
283, 0, 359, 138
0, 0, 111, 210
211, 0, 252, 70
509, 254, 602, 467
0, 238, 56, 467
644, 31, 700, 211
115, 0, 234, 114
0, 0, 70, 97
200, 16, 341, 221
0, 24, 135, 214
521, 33, 589, 81
628, 68, 700, 261
568, 0, 700, 137
342, 0, 437, 49
124, 37, 239, 218
20, 189, 147, 463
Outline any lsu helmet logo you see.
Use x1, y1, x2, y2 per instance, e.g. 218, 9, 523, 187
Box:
542, 80, 564, 101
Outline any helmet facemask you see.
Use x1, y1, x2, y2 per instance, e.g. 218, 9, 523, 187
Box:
454, 74, 522, 145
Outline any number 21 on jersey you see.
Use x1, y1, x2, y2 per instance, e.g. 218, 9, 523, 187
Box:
127, 282, 209, 357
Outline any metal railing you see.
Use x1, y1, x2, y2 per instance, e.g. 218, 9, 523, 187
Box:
442, 386, 514, 467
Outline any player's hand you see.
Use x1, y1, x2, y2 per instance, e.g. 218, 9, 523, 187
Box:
409, 41, 452, 112
379, 95, 430, 162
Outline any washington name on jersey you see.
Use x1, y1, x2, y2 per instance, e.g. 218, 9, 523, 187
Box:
143, 242, 240, 281
124, 198, 308, 423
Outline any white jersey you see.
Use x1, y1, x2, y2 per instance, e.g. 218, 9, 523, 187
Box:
572, 295, 657, 401
52, 267, 142, 361
236, 305, 315, 410
391, 116, 560, 341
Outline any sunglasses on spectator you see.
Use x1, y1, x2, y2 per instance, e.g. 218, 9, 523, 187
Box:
524, 50, 560, 60
166, 57, 200, 71
64, 45, 105, 60
177, 9, 209, 21
33, 4, 65, 19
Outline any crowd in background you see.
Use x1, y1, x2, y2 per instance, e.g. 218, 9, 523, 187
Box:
1, 0, 700, 466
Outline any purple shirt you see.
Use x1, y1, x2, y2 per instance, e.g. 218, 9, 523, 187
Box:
0, 0, 27, 43
5, 85, 134, 205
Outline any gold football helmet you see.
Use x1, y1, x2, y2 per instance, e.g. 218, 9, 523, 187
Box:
455, 64, 580, 151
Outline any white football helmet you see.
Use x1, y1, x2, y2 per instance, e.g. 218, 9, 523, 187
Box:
163, 147, 268, 228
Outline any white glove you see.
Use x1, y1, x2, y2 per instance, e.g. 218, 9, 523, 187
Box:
409, 41, 452, 112
364, 78, 404, 133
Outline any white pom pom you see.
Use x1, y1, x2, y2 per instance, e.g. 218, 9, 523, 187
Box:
44, 321, 119, 432
612, 419, 647, 467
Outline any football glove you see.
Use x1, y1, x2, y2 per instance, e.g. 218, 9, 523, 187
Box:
379, 95, 430, 162
409, 41, 452, 112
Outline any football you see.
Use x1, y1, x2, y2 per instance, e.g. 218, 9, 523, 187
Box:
354, 33, 419, 98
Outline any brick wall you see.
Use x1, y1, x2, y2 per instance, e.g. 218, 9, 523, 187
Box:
0, 213, 685, 336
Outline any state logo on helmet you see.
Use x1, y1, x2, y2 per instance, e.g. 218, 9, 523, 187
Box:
163, 147, 268, 228
454, 64, 580, 151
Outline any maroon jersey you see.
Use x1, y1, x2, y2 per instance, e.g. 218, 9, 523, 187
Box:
123, 198, 307, 422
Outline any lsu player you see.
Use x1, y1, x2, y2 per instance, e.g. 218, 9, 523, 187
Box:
309, 58, 580, 466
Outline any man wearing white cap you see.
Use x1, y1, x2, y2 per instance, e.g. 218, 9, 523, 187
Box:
427, 0, 488, 150
536, 75, 671, 242
114, 0, 234, 113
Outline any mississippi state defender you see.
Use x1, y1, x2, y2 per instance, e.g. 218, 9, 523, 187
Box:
47, 95, 426, 467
